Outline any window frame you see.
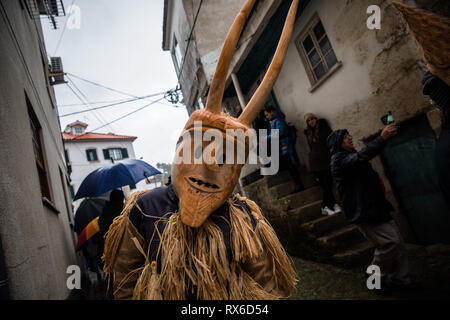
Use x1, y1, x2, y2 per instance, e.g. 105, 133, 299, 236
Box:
27, 95, 53, 204
171, 36, 183, 74
295, 13, 342, 92
108, 148, 123, 160
86, 148, 98, 162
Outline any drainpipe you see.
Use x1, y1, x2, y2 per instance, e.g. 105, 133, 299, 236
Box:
231, 73, 247, 109
0, 235, 10, 300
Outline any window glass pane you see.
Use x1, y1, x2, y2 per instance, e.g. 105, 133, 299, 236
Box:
109, 148, 123, 160
313, 21, 325, 40
319, 37, 331, 55
308, 49, 321, 67
302, 35, 314, 53
314, 63, 326, 80
174, 38, 182, 68
325, 50, 338, 69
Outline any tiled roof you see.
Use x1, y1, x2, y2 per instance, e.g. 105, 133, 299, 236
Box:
62, 132, 137, 141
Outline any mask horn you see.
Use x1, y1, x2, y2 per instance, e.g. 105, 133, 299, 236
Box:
204, 0, 258, 114
238, 0, 299, 126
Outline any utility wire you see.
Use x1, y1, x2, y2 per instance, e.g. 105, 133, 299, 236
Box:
59, 98, 132, 107
59, 91, 167, 117
176, 0, 203, 80
85, 97, 166, 133
53, 0, 76, 56
65, 78, 115, 132
67, 72, 140, 98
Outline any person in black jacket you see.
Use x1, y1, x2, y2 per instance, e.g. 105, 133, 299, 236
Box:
304, 113, 341, 215
421, 70, 450, 211
327, 125, 411, 290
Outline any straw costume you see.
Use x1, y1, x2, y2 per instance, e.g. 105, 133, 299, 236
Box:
102, 0, 299, 300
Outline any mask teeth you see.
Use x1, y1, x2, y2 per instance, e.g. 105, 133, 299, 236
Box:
189, 177, 220, 190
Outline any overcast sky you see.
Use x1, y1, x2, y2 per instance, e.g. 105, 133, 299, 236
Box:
42, 0, 189, 168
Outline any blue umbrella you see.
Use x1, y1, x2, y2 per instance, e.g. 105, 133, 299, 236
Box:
74, 159, 161, 200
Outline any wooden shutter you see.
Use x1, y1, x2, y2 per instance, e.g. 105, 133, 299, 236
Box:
92, 149, 98, 161
103, 149, 110, 160
121, 148, 129, 159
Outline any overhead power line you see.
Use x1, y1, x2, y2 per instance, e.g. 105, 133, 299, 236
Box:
59, 98, 133, 107
53, 0, 76, 56
59, 91, 167, 117
65, 78, 115, 133
177, 0, 203, 80
67, 72, 140, 98
74, 96, 166, 137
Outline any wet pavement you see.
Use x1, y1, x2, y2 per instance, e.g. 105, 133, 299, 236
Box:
290, 243, 450, 300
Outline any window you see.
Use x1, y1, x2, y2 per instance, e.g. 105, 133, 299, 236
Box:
103, 148, 129, 160
69, 185, 75, 199
64, 149, 70, 163
86, 149, 98, 162
296, 14, 341, 90
74, 127, 83, 134
27, 96, 52, 201
59, 168, 72, 221
172, 37, 183, 71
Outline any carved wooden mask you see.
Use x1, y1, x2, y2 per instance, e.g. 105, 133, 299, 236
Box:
171, 0, 299, 227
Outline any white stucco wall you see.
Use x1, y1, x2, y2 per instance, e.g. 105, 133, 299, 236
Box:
271, 0, 429, 167
65, 139, 136, 193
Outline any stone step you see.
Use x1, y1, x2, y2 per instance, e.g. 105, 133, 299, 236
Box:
288, 200, 323, 225
301, 172, 319, 189
241, 169, 264, 186
279, 185, 323, 211
269, 180, 296, 199
317, 225, 366, 250
301, 212, 348, 237
266, 170, 292, 188
332, 241, 374, 268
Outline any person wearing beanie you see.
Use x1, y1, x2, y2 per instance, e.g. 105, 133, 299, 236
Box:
327, 125, 412, 290
304, 113, 341, 216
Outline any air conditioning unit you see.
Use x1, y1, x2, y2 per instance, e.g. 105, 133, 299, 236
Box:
49, 57, 66, 85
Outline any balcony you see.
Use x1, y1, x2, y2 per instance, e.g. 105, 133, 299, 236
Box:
25, 0, 66, 29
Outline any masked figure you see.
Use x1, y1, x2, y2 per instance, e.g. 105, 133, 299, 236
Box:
392, 2, 450, 210
103, 0, 299, 300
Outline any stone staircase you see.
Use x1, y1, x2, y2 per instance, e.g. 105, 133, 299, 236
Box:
241, 168, 374, 268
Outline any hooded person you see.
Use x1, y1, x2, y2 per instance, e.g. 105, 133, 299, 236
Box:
327, 125, 412, 290
102, 0, 299, 300
303, 113, 340, 216
98, 189, 125, 236
392, 1, 450, 210
264, 105, 303, 192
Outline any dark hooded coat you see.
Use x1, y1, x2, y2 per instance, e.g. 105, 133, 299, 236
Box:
327, 130, 393, 224
422, 70, 450, 211
304, 119, 333, 172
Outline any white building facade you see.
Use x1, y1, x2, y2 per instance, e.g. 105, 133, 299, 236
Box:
62, 121, 141, 202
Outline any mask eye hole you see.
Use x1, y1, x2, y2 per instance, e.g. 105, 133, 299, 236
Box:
194, 145, 203, 160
